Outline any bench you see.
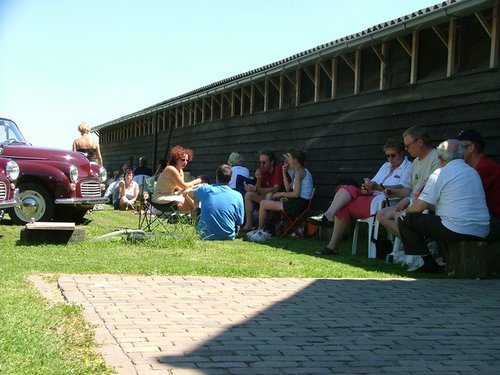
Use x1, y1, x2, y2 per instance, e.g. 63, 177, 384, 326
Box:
445, 241, 500, 278
445, 218, 500, 278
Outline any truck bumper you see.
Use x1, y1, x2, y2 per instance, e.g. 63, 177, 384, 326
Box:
55, 197, 109, 205
0, 188, 21, 209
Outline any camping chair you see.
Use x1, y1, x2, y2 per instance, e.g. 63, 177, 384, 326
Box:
138, 177, 178, 232
275, 188, 315, 238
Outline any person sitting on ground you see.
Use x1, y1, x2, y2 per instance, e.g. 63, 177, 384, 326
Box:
227, 152, 250, 193
398, 139, 490, 273
377, 126, 440, 238
133, 157, 153, 177
104, 170, 120, 204
241, 150, 283, 231
152, 145, 202, 212
309, 139, 412, 256
72, 121, 103, 165
247, 149, 313, 241
184, 164, 244, 240
453, 129, 500, 220
153, 159, 167, 181
117, 169, 139, 210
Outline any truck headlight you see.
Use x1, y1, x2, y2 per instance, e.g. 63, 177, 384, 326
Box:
99, 167, 107, 182
69, 165, 78, 183
6, 160, 20, 181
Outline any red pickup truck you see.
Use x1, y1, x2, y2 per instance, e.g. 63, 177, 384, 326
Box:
0, 117, 107, 224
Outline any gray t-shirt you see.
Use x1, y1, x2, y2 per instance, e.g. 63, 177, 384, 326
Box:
410, 149, 440, 193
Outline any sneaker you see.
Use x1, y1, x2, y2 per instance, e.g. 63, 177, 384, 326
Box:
405, 255, 424, 272
307, 214, 334, 228
314, 246, 338, 256
247, 230, 271, 242
246, 229, 258, 240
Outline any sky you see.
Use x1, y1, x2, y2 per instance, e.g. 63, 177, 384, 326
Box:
0, 0, 440, 150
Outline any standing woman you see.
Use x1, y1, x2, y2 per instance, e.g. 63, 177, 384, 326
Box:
152, 145, 202, 212
118, 169, 139, 210
72, 121, 103, 165
248, 149, 313, 241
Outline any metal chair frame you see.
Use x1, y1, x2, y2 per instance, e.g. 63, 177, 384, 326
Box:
276, 188, 315, 238
138, 177, 178, 232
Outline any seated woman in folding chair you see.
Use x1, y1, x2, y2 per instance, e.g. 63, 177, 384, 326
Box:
247, 149, 314, 242
152, 145, 203, 214
308, 139, 412, 256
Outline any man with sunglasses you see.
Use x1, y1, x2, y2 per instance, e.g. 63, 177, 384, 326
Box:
241, 150, 282, 231
377, 126, 440, 238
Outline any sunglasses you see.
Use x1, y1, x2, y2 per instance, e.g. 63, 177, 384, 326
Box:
180, 158, 188, 162
385, 153, 398, 158
404, 138, 419, 149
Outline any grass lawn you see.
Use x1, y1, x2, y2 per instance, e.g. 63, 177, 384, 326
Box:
0, 206, 434, 374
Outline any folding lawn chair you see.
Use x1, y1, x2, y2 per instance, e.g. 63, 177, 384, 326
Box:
138, 177, 178, 232
275, 188, 315, 238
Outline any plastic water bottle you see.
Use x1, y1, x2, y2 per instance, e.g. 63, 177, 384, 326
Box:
427, 241, 440, 258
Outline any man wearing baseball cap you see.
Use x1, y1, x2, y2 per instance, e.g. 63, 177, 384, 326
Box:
453, 129, 500, 240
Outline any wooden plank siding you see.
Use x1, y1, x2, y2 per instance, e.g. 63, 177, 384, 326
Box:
96, 4, 500, 209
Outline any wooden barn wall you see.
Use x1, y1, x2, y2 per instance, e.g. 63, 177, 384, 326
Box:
99, 5, 500, 209
100, 68, 499, 209
168, 70, 500, 209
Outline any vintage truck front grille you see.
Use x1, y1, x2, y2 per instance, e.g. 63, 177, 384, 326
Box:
80, 181, 102, 197
0, 181, 6, 200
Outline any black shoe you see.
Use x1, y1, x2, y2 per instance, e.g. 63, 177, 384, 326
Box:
307, 214, 334, 228
314, 247, 338, 256
416, 254, 445, 274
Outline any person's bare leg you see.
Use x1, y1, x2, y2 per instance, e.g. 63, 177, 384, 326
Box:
326, 217, 349, 250
323, 188, 352, 221
257, 200, 283, 230
242, 192, 260, 230
376, 206, 400, 237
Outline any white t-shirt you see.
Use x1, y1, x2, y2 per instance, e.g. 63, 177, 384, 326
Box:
369, 157, 412, 214
229, 165, 250, 189
419, 159, 490, 238
123, 180, 138, 201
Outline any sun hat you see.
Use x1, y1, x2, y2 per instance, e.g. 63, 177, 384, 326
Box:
228, 152, 244, 166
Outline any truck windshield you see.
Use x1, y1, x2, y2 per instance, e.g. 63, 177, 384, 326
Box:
0, 119, 28, 145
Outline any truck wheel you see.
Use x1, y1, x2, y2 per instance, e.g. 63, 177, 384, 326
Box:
9, 183, 55, 225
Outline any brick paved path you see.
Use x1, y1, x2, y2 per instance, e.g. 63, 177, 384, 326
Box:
58, 275, 500, 375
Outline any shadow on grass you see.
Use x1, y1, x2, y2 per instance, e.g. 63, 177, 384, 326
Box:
240, 226, 445, 279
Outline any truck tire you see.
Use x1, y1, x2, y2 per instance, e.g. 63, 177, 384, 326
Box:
9, 183, 55, 225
